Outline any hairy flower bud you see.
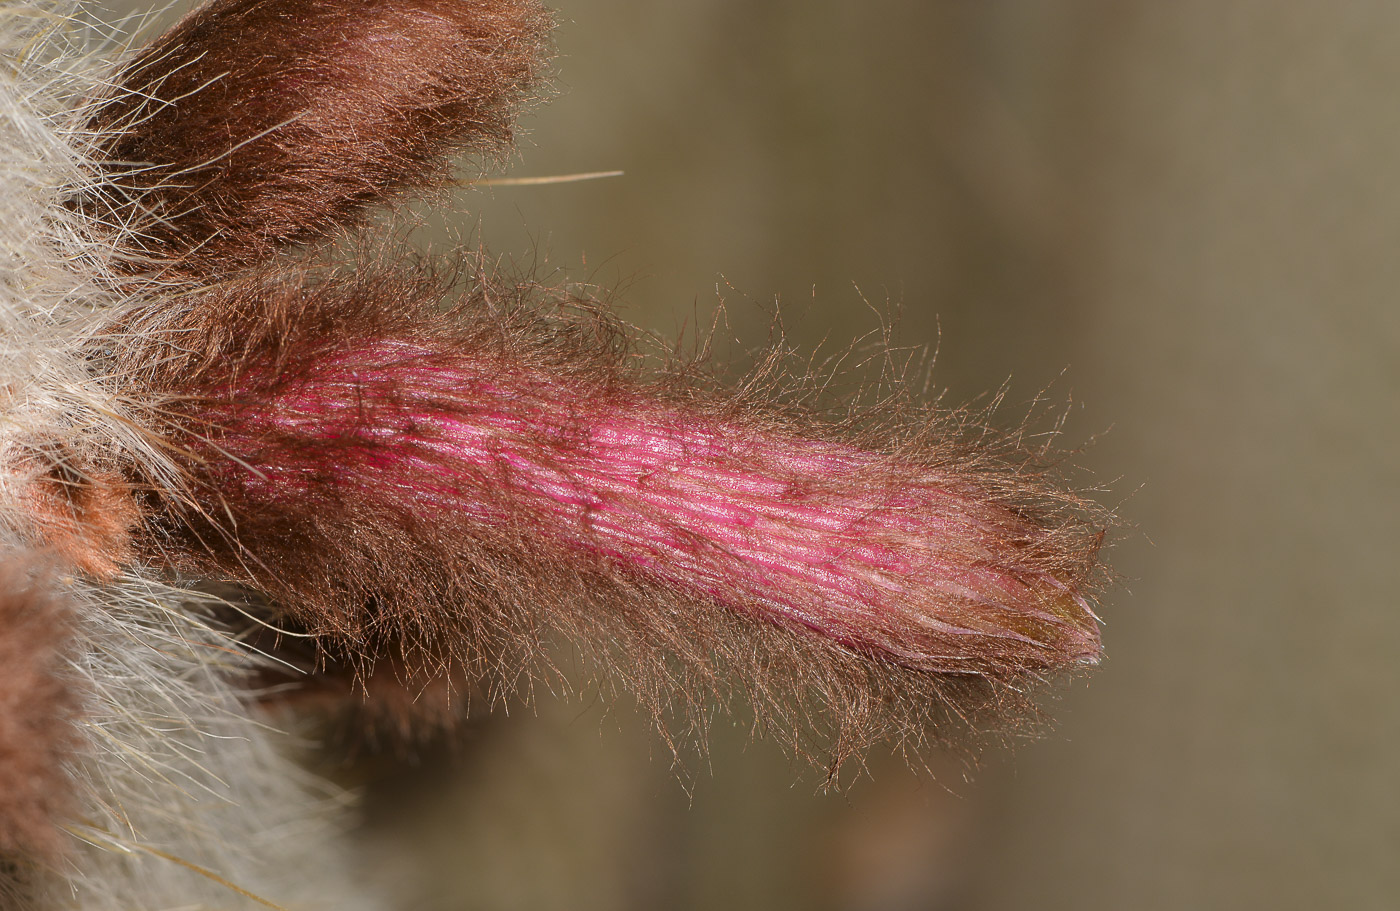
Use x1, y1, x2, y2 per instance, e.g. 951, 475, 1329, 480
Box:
84, 0, 551, 274
134, 264, 1106, 759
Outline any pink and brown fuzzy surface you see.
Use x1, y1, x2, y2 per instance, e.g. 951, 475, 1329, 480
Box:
86, 0, 1107, 759
126, 258, 1106, 761
0, 0, 1112, 899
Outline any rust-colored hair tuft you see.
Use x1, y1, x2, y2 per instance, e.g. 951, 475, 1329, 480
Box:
85, 0, 552, 275
13, 451, 138, 580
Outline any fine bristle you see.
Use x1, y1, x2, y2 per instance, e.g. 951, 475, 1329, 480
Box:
127, 258, 1108, 767
52, 576, 384, 911
83, 0, 553, 275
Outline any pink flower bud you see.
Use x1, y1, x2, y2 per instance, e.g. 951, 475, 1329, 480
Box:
139, 267, 1106, 755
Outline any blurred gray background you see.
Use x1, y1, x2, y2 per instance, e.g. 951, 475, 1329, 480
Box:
96, 2, 1400, 909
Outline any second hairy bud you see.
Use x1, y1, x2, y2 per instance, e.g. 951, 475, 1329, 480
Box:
84, 0, 552, 275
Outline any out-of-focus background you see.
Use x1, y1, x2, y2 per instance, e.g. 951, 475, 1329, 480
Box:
98, 2, 1399, 908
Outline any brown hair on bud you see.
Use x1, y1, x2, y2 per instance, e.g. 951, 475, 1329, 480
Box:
130, 259, 1108, 769
85, 0, 552, 274
0, 560, 81, 863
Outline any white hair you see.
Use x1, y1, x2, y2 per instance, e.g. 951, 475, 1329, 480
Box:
1, 5, 379, 907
